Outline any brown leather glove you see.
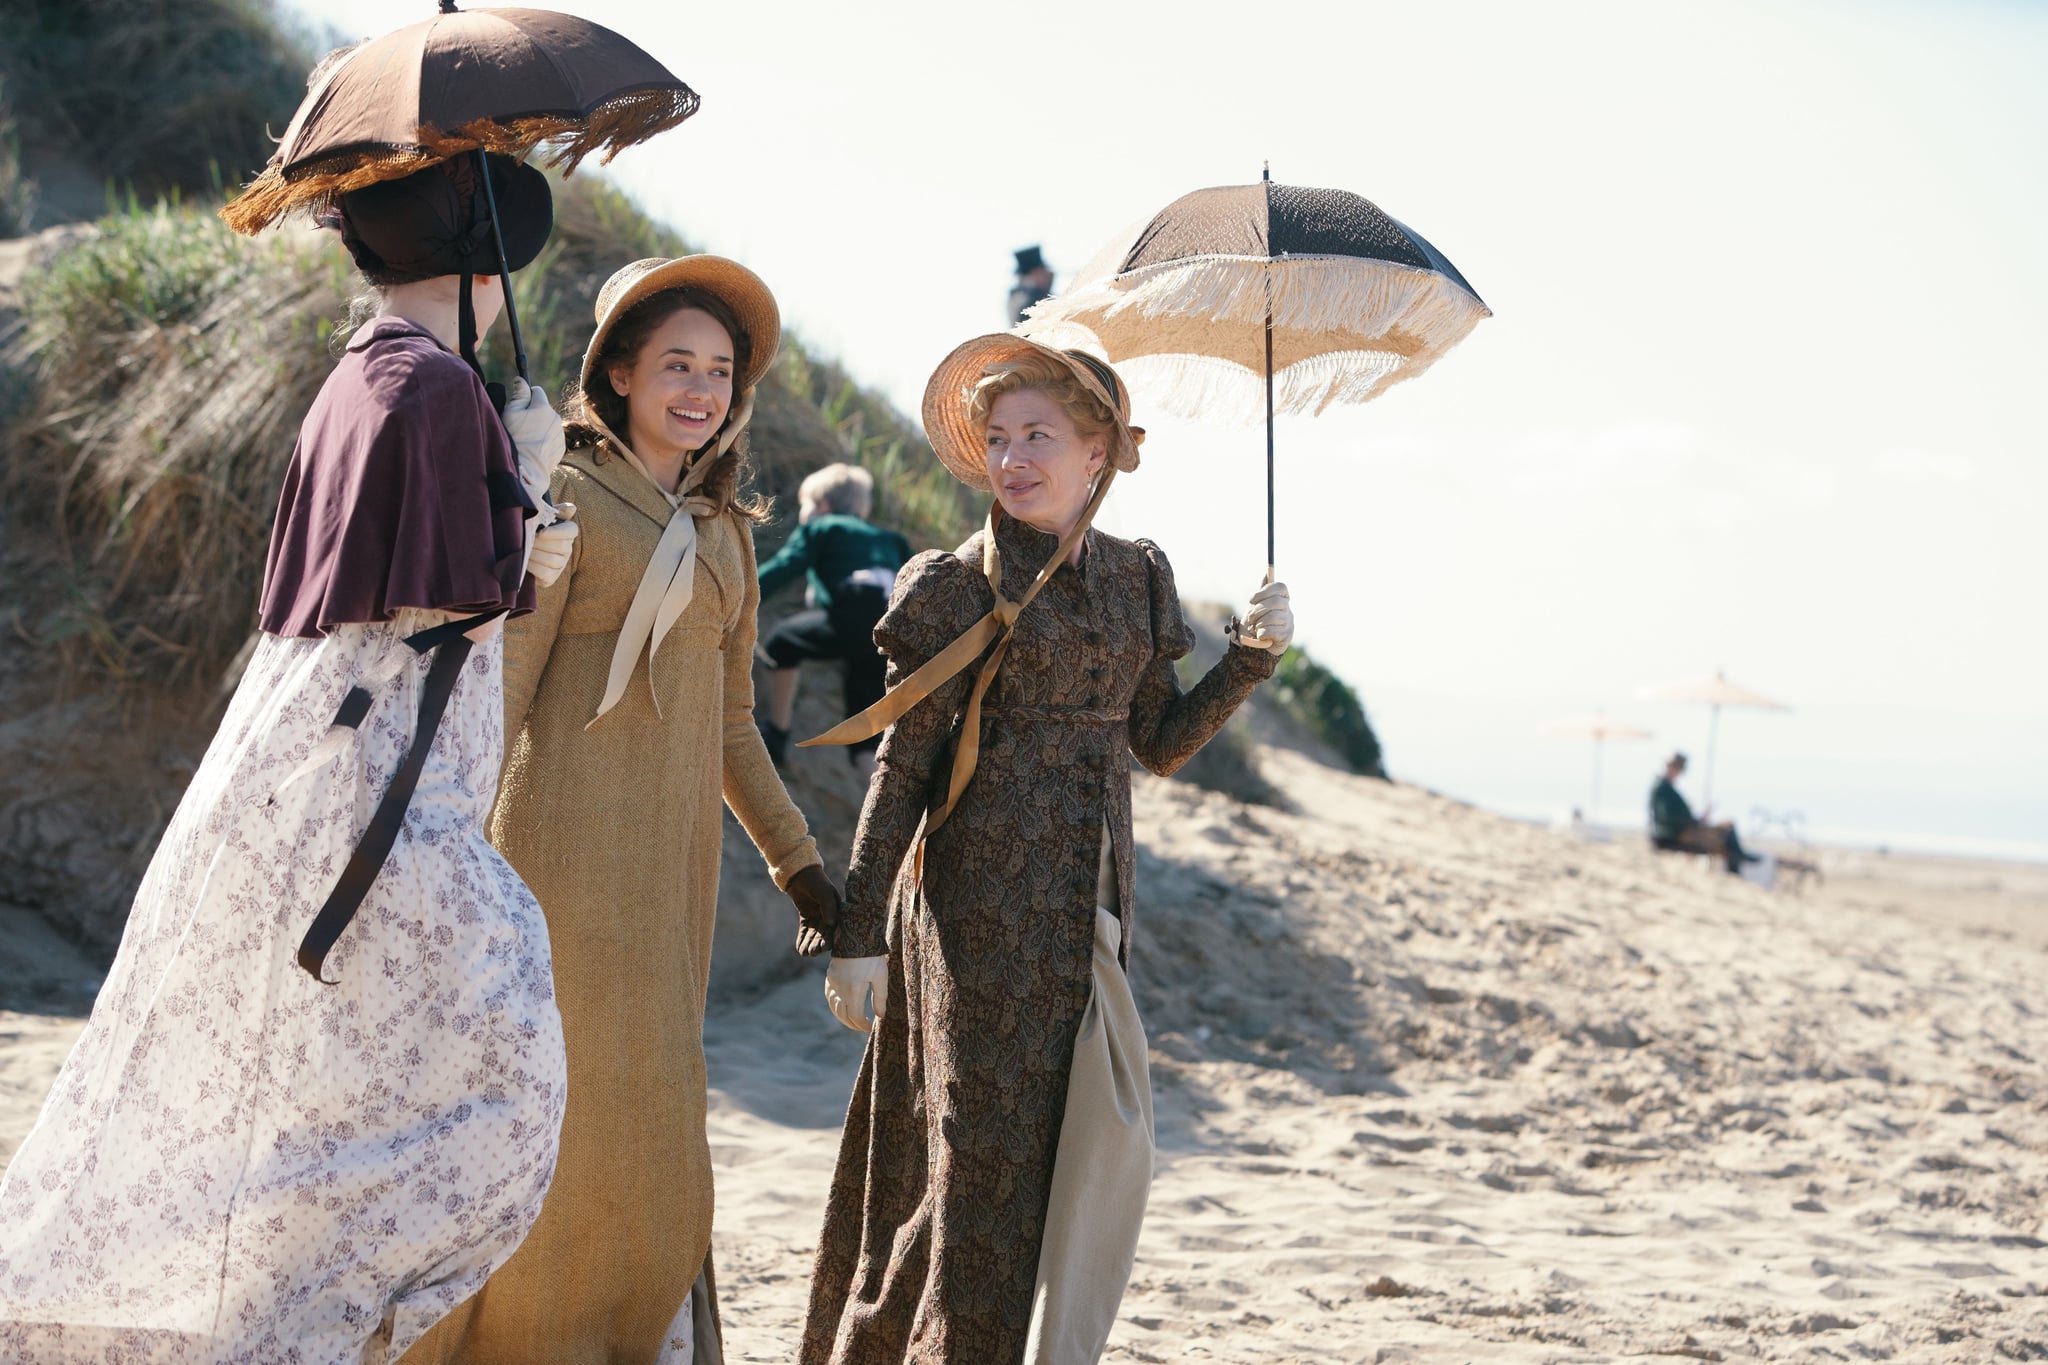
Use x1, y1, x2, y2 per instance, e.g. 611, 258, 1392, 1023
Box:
784, 863, 842, 957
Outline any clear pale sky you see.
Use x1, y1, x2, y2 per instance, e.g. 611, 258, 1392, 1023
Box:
287, 0, 2047, 858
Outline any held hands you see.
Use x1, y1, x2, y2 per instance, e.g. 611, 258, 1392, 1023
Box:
502, 378, 567, 506
527, 503, 577, 588
784, 863, 842, 958
825, 954, 888, 1033
1228, 578, 1295, 653
792, 865, 883, 1032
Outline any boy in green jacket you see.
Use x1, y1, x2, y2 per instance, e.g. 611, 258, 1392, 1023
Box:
757, 463, 911, 780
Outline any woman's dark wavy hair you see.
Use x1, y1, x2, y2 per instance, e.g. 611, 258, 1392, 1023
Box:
563, 285, 769, 522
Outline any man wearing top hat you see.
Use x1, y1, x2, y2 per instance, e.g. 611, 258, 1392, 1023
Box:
1008, 244, 1054, 325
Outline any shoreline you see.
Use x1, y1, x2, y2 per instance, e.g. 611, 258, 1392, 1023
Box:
1505, 809, 2048, 872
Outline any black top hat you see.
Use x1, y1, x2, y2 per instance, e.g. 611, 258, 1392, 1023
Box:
1013, 244, 1047, 276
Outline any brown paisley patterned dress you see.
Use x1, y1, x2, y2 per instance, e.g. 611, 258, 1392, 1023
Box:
801, 512, 1276, 1364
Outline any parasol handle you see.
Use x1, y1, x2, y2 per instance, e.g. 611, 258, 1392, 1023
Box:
1262, 160, 1276, 576
474, 148, 530, 384
1264, 296, 1275, 576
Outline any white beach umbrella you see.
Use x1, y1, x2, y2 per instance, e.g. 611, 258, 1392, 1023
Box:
1547, 717, 1653, 820
1638, 672, 1790, 810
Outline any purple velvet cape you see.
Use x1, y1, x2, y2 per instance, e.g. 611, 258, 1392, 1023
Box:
259, 318, 535, 639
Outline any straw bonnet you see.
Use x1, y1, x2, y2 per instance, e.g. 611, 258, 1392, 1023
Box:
921, 333, 1144, 492
580, 254, 781, 399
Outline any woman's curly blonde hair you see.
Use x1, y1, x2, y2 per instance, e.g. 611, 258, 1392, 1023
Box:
967, 349, 1116, 447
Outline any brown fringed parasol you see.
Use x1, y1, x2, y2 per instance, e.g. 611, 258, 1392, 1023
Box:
220, 2, 698, 237
223, 2, 697, 383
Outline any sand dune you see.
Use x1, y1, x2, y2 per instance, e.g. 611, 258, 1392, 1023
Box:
5, 744, 2044, 1361
701, 747, 2047, 1361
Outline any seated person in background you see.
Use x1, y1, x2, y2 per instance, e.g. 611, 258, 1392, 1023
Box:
1650, 751, 1760, 875
757, 462, 912, 780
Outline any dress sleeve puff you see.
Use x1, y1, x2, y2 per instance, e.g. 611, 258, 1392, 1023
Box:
1125, 537, 1277, 777
1142, 537, 1198, 665
835, 546, 993, 958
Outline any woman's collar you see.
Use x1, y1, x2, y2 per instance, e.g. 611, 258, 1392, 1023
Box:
993, 505, 1093, 570
574, 442, 679, 528
345, 315, 448, 353
612, 441, 685, 508
588, 410, 715, 510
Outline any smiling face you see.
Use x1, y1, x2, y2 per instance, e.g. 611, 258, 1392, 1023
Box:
609, 306, 737, 463
982, 388, 1108, 536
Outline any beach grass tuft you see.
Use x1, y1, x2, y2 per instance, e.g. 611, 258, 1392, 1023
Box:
14, 204, 349, 692
0, 0, 311, 208
5, 172, 987, 699
0, 81, 34, 237
1272, 646, 1388, 779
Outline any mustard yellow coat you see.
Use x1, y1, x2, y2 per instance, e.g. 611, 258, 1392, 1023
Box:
405, 443, 821, 1364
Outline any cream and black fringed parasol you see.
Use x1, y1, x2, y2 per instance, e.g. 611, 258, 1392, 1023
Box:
1022, 169, 1489, 570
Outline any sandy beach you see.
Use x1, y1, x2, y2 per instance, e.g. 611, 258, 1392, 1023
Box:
5, 740, 2044, 1362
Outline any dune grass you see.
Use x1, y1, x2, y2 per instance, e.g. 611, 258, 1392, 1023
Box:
14, 205, 350, 691
0, 0, 1366, 751
477, 174, 979, 551
783, 346, 983, 551
0, 0, 312, 207
6, 169, 985, 697
1272, 646, 1388, 778
0, 81, 34, 237
9, 186, 1386, 801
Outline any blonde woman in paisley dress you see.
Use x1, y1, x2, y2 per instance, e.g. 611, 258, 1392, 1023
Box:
802, 335, 1295, 1364
0, 157, 576, 1362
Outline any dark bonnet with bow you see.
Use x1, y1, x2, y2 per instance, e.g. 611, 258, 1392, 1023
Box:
336, 153, 552, 284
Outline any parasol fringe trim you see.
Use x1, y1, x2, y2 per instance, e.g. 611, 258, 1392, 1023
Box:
1112, 348, 1418, 425
1021, 254, 1489, 418
219, 87, 699, 235
1007, 318, 1420, 423
1027, 255, 1489, 361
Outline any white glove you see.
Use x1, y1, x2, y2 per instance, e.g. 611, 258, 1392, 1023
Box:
502, 378, 566, 511
526, 502, 577, 588
1231, 578, 1294, 653
824, 955, 889, 1033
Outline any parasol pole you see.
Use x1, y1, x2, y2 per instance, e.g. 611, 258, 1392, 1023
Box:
1262, 161, 1275, 579
474, 147, 530, 384
1702, 701, 1721, 813
1591, 735, 1604, 822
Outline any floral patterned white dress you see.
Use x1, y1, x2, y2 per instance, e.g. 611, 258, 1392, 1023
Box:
0, 610, 566, 1363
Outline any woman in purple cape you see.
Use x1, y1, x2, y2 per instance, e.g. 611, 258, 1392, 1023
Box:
0, 155, 577, 1363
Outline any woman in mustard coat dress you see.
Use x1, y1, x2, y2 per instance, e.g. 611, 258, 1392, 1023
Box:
406, 257, 841, 1365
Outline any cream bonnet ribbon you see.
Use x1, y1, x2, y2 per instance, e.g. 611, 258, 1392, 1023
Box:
585, 389, 755, 728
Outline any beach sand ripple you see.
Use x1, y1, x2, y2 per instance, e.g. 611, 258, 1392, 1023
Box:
703, 747, 2048, 1361
4, 751, 2044, 1361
